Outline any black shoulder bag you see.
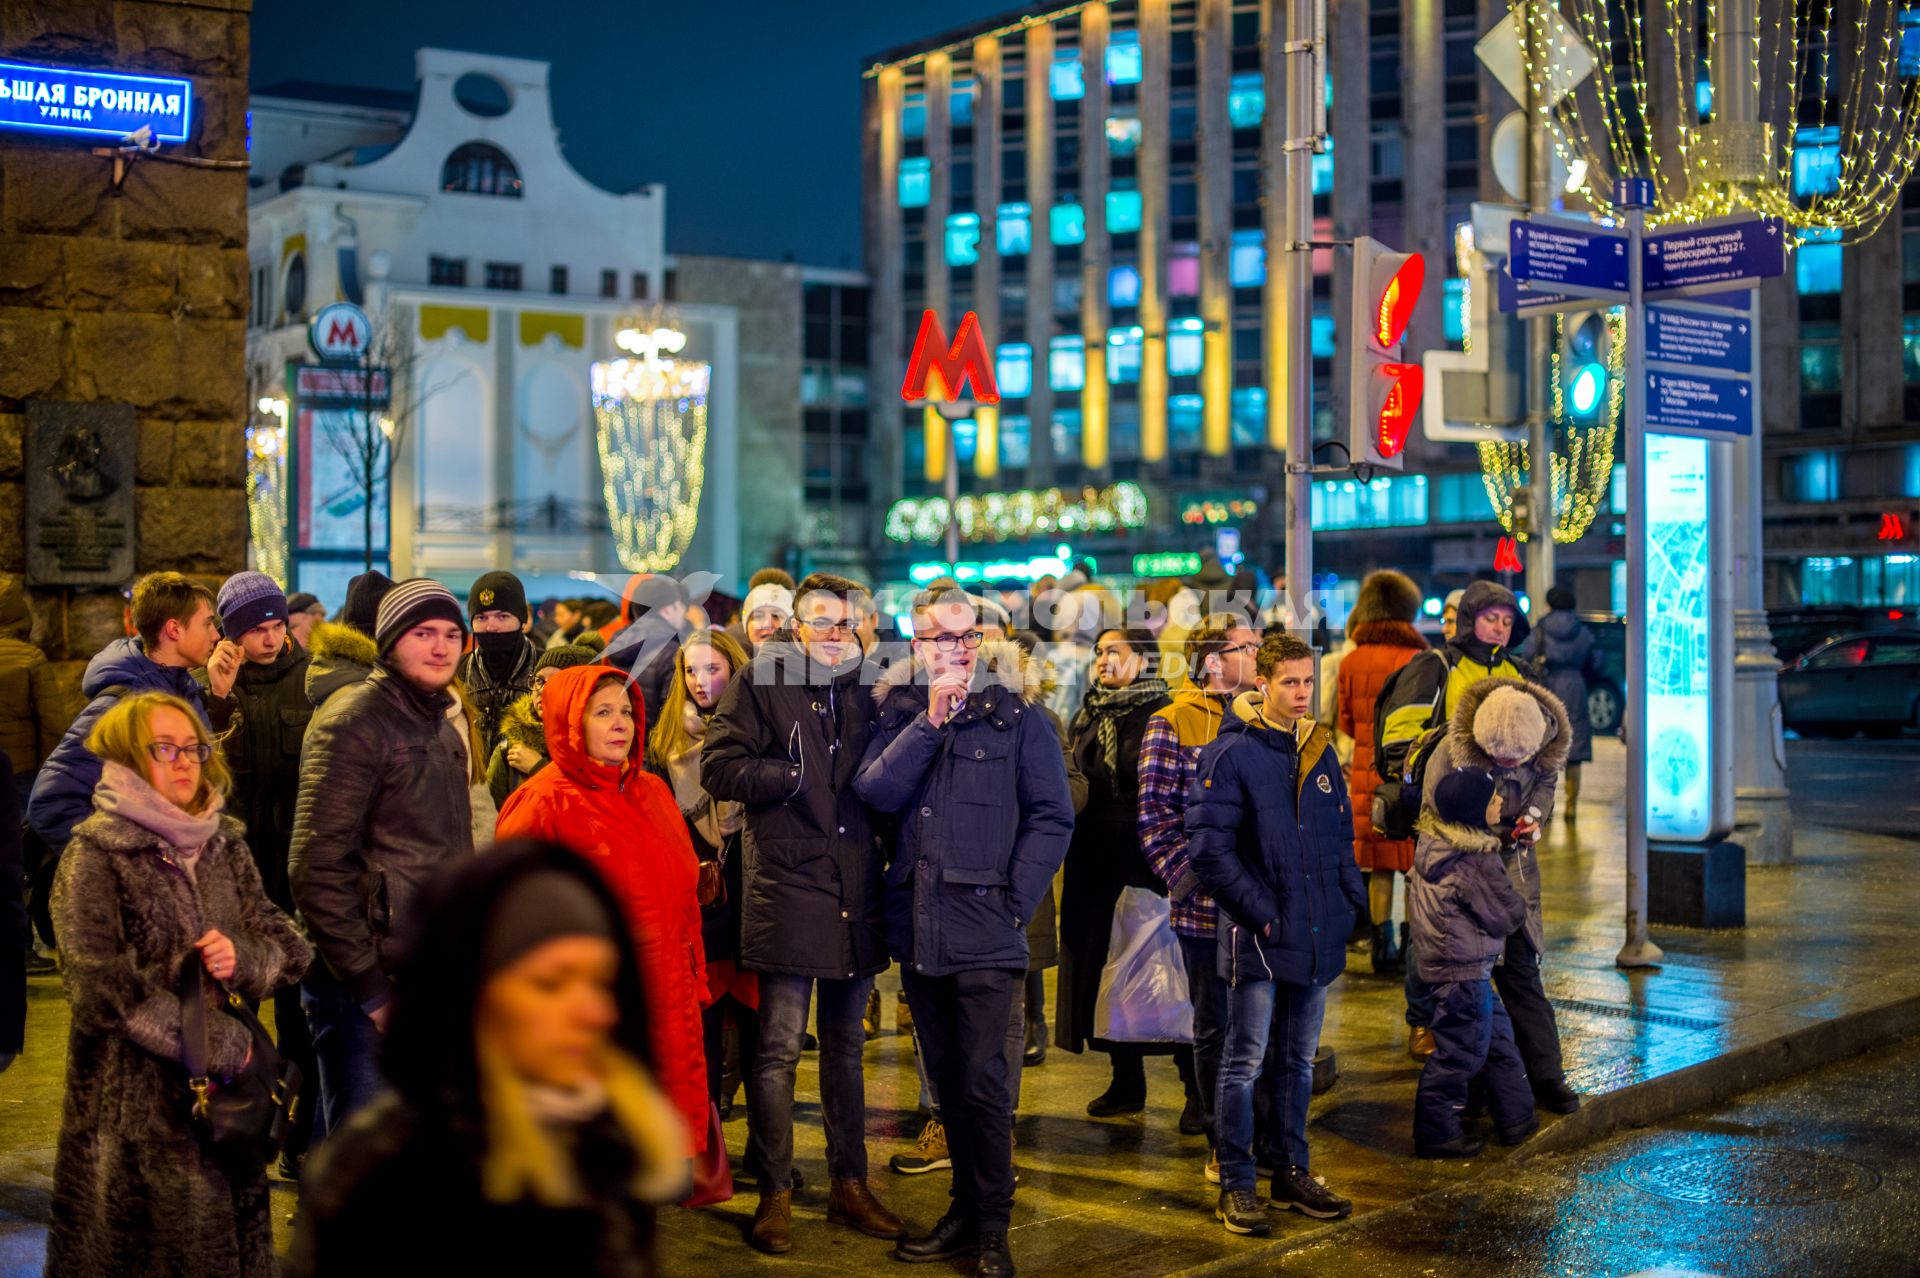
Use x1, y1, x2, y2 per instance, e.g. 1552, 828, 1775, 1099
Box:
178, 957, 303, 1164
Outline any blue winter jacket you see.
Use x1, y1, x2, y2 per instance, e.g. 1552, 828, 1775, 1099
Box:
1186, 694, 1366, 987
28, 638, 209, 850
855, 642, 1075, 977
1406, 812, 1529, 983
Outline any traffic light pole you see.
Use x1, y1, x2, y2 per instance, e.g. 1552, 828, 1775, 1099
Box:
1522, 10, 1555, 605
1281, 0, 1325, 632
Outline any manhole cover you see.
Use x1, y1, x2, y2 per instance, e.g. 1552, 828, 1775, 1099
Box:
1619, 1147, 1881, 1205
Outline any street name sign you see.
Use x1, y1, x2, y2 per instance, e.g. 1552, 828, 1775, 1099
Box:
1645, 305, 1752, 374
0, 59, 191, 143
1645, 368, 1754, 438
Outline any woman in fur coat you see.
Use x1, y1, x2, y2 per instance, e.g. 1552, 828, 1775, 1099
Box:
48, 691, 311, 1278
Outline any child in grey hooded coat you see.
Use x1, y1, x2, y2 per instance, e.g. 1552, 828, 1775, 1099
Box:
1408, 768, 1534, 1158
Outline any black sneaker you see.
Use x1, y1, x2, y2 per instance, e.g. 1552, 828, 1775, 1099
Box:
977, 1230, 1015, 1277
1532, 1078, 1581, 1114
1215, 1188, 1271, 1236
1270, 1165, 1352, 1219
1496, 1118, 1539, 1147
1086, 1088, 1146, 1118
1415, 1133, 1487, 1160
1178, 1095, 1208, 1137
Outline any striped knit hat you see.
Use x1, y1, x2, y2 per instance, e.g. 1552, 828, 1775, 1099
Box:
374, 578, 469, 657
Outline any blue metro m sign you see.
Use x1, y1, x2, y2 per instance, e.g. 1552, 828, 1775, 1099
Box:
0, 59, 192, 144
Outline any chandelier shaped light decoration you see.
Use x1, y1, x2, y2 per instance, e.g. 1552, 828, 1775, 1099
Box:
1518, 0, 1920, 237
592, 322, 710, 573
246, 398, 291, 586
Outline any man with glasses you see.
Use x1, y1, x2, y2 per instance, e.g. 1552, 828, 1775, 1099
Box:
703, 573, 900, 1256
1136, 612, 1262, 1181
856, 590, 1073, 1278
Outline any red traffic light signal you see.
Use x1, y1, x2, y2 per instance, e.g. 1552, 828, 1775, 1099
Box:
1348, 238, 1426, 470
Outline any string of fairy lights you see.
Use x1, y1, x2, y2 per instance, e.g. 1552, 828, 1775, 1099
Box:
246, 398, 291, 587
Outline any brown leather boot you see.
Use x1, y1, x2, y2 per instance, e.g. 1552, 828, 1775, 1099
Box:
1408, 1026, 1437, 1062
827, 1177, 904, 1239
751, 1188, 793, 1254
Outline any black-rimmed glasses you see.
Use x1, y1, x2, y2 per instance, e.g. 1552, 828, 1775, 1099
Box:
147, 742, 213, 764
915, 631, 984, 651
799, 617, 856, 637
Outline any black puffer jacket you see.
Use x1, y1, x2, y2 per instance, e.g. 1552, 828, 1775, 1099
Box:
199, 637, 311, 909
700, 632, 886, 981
289, 666, 475, 1006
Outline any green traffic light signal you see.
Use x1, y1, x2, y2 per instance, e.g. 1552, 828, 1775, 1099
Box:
1569, 362, 1607, 417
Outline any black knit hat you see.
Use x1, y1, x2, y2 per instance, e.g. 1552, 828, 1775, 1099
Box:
1433, 768, 1498, 829
342, 570, 397, 637
468, 570, 529, 623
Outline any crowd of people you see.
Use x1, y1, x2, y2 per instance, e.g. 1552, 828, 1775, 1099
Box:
0, 555, 1609, 1277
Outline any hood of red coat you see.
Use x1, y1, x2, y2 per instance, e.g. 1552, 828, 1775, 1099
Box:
540, 664, 645, 790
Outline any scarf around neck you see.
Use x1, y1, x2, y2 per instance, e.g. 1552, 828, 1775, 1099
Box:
93, 760, 224, 857
662, 702, 743, 844
1078, 677, 1170, 773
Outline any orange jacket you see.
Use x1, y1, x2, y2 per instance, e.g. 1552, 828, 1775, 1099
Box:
1336, 620, 1428, 873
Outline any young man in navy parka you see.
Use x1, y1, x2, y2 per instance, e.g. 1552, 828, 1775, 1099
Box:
1187, 634, 1366, 1237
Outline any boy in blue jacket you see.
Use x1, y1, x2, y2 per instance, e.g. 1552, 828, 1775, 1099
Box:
1187, 634, 1365, 1236
1407, 768, 1535, 1158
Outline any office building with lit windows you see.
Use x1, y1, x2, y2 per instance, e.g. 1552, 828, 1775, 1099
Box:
863, 2, 1920, 612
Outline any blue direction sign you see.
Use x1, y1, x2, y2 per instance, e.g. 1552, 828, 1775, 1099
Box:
1646, 305, 1752, 374
1646, 368, 1754, 438
1510, 218, 1630, 297
1643, 217, 1785, 297
0, 59, 192, 143
1496, 268, 1593, 317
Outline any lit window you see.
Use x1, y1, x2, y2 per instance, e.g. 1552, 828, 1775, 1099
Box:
996, 342, 1033, 398
1782, 450, 1839, 502
1796, 227, 1842, 295
1696, 75, 1713, 121
1310, 475, 1430, 530
1051, 408, 1082, 458
1231, 386, 1266, 445
946, 212, 981, 266
1312, 313, 1337, 359
1106, 115, 1142, 158
441, 142, 522, 197
1169, 318, 1205, 376
1444, 277, 1467, 343
1230, 230, 1265, 287
1109, 265, 1141, 307
1792, 126, 1842, 199
951, 85, 974, 127
1107, 30, 1143, 85
1169, 244, 1200, 297
998, 202, 1032, 255
900, 157, 931, 208
1905, 318, 1920, 386
903, 92, 927, 140
1002, 414, 1031, 468
1107, 187, 1143, 234
1435, 472, 1496, 523
1904, 12, 1920, 76
1228, 73, 1265, 128
1051, 201, 1086, 245
1312, 138, 1334, 196
1107, 326, 1143, 384
1049, 335, 1086, 391
1170, 393, 1204, 450
1800, 325, 1842, 392
952, 417, 978, 465
1051, 50, 1085, 100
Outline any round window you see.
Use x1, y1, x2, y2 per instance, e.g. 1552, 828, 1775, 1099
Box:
453, 73, 512, 118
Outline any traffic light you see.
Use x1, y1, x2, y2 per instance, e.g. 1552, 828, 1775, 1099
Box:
1562, 309, 1611, 420
1347, 237, 1426, 469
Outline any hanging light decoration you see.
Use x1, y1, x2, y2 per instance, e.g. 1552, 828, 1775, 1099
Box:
1517, 0, 1920, 239
885, 482, 1149, 545
246, 397, 291, 586
592, 326, 709, 572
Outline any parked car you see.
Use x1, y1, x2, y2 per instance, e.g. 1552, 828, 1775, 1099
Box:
1768, 606, 1919, 665
1779, 631, 1920, 738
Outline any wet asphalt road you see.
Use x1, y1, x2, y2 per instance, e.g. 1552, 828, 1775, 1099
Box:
1784, 736, 1920, 837
1255, 1034, 1920, 1278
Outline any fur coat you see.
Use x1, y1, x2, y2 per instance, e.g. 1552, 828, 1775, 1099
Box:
47, 804, 311, 1278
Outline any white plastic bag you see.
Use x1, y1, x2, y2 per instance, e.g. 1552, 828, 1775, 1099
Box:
1093, 886, 1194, 1043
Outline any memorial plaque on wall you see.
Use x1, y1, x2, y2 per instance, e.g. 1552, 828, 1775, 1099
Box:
25, 401, 137, 587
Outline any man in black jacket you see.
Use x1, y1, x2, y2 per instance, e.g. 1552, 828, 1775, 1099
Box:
702, 572, 901, 1257
198, 569, 318, 1173
290, 578, 474, 1135
458, 570, 538, 760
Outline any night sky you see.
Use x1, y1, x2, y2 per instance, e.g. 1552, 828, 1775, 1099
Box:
251, 0, 1022, 269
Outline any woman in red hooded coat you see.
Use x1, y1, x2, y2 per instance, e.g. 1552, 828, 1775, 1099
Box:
497, 664, 710, 1155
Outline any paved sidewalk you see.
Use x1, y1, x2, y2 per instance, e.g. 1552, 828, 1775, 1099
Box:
2, 740, 1916, 1276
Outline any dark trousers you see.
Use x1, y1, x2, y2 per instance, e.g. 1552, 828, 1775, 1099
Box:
299, 966, 385, 1139
1177, 934, 1227, 1142
751, 973, 871, 1188
1491, 935, 1566, 1085
702, 992, 759, 1108
271, 983, 318, 1158
902, 967, 1020, 1230
1414, 979, 1532, 1147
1104, 1041, 1198, 1101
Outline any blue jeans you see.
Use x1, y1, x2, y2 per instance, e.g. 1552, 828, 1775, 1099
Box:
1414, 980, 1532, 1148
1215, 978, 1326, 1192
750, 973, 872, 1187
300, 967, 386, 1140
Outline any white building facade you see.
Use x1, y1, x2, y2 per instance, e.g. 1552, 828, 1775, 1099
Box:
247, 48, 740, 604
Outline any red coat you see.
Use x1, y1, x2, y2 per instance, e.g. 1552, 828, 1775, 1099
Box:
496, 664, 709, 1152
1336, 620, 1429, 872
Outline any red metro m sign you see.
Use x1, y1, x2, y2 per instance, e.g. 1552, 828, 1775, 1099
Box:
308, 301, 373, 364
901, 309, 1000, 405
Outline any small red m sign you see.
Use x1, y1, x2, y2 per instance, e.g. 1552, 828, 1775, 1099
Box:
901, 310, 1000, 405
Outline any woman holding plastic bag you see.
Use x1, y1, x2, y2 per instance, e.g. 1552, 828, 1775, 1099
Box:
1056, 628, 1202, 1126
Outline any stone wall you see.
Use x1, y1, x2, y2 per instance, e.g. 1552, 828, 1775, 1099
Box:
0, 1, 252, 739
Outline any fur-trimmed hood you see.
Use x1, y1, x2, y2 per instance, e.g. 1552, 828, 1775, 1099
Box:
1414, 811, 1503, 857
872, 638, 1047, 709
495, 691, 546, 754
305, 619, 380, 709
1446, 676, 1571, 774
